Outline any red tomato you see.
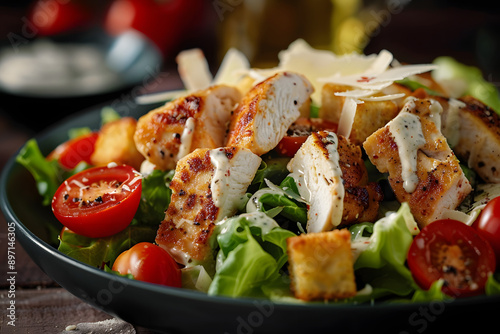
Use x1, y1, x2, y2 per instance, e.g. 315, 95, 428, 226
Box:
275, 118, 338, 157
407, 219, 496, 298
28, 0, 93, 36
52, 164, 142, 238
104, 0, 205, 55
473, 196, 500, 267
47, 132, 98, 169
112, 242, 181, 287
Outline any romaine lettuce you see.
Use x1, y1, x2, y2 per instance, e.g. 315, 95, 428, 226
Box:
58, 225, 157, 269
349, 203, 419, 302
208, 212, 296, 298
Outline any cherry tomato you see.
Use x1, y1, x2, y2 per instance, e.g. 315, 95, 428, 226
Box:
473, 196, 500, 267
112, 242, 181, 287
407, 219, 496, 298
275, 118, 338, 157
28, 0, 93, 36
47, 132, 98, 169
52, 164, 142, 238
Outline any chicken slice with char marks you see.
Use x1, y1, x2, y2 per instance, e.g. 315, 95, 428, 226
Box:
155, 147, 261, 267
445, 95, 500, 183
134, 85, 242, 170
226, 71, 314, 155
288, 131, 383, 233
363, 98, 472, 227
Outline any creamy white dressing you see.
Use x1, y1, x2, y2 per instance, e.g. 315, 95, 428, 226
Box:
428, 99, 443, 130
177, 117, 195, 160
388, 112, 426, 193
209, 148, 231, 207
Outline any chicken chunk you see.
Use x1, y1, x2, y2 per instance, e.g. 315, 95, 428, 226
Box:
363, 98, 472, 227
155, 147, 261, 267
226, 71, 314, 155
90, 117, 144, 170
451, 96, 500, 183
134, 85, 242, 170
287, 229, 356, 301
319, 83, 410, 145
287, 131, 382, 233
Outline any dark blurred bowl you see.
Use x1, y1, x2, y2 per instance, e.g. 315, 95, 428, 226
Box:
0, 27, 162, 132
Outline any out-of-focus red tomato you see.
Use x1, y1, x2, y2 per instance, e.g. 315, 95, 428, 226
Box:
104, 0, 206, 55
28, 0, 93, 36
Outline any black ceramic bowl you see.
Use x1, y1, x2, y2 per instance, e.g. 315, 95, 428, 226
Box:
1, 99, 499, 334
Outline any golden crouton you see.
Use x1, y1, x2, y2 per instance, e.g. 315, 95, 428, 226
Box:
91, 117, 144, 170
319, 83, 405, 145
287, 229, 356, 301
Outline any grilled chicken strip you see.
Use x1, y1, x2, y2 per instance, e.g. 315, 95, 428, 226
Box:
287, 131, 382, 233
155, 147, 261, 267
363, 98, 472, 227
226, 71, 314, 155
134, 85, 242, 170
445, 96, 500, 183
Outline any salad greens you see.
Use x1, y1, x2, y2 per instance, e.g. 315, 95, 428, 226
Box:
59, 225, 156, 269
16, 139, 89, 205
209, 212, 295, 298
432, 56, 500, 114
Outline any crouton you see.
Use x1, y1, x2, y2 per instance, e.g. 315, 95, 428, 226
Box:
319, 83, 407, 145
287, 229, 356, 301
90, 117, 144, 170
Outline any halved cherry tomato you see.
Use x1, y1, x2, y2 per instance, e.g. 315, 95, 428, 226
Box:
52, 164, 142, 238
48, 132, 98, 169
112, 242, 181, 287
473, 196, 500, 267
275, 118, 338, 157
407, 219, 496, 298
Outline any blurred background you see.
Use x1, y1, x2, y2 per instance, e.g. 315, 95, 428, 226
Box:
0, 0, 498, 135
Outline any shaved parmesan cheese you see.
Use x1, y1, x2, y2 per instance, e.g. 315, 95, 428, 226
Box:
337, 97, 360, 138
363, 49, 393, 75
135, 89, 186, 105
176, 48, 213, 91
320, 64, 438, 90
334, 89, 375, 98
213, 48, 250, 86
360, 93, 406, 101
248, 39, 395, 105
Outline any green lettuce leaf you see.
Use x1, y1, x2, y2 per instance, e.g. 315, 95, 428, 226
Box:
432, 56, 500, 113
411, 279, 451, 302
16, 139, 89, 205
351, 203, 417, 300
58, 225, 156, 269
486, 273, 500, 296
208, 212, 296, 298
246, 176, 307, 230
249, 155, 290, 192
132, 169, 174, 226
